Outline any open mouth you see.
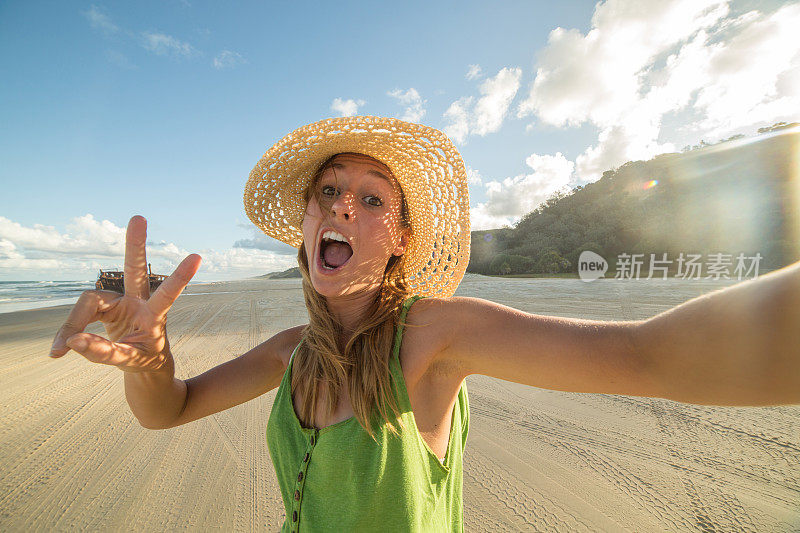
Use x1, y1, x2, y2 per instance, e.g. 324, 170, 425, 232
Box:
318, 234, 354, 272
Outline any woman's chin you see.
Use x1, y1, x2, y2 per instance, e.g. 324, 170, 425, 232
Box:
311, 273, 382, 299
312, 281, 345, 298
310, 270, 349, 295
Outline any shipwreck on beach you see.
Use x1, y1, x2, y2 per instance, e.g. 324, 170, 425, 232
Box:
95, 263, 167, 294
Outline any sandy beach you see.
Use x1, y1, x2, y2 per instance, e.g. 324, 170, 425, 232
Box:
1, 274, 798, 531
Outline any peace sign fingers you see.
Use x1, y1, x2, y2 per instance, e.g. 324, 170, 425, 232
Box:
147, 254, 203, 320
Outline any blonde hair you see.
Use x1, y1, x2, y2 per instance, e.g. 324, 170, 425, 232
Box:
293, 152, 416, 441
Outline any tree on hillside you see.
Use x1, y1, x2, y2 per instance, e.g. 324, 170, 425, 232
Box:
535, 249, 571, 274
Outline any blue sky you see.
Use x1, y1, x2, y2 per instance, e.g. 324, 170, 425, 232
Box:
1, 0, 797, 281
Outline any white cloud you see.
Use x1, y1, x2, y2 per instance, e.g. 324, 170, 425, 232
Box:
83, 7, 211, 66
691, 4, 800, 136
195, 247, 295, 276
466, 64, 482, 80
0, 239, 61, 271
233, 224, 300, 254
443, 96, 473, 144
576, 105, 675, 179
0, 214, 123, 256
387, 88, 426, 122
213, 50, 247, 69
443, 67, 522, 143
331, 97, 366, 117
465, 164, 482, 186
473, 68, 523, 135
141, 31, 197, 57
0, 215, 297, 282
517, 0, 800, 180
469, 205, 517, 231
469, 153, 575, 230
517, 0, 729, 125
83, 5, 119, 36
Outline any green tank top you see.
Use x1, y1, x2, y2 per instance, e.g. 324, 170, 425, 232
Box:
266, 295, 470, 532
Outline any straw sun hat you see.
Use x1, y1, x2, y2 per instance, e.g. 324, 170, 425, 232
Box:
243, 115, 471, 298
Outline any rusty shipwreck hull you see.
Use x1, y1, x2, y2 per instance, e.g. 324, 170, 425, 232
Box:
95, 263, 167, 294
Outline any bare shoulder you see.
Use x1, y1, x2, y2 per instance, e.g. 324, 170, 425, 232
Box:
407, 295, 530, 381
403, 296, 465, 381
272, 323, 308, 368
406, 295, 477, 339
404, 295, 454, 339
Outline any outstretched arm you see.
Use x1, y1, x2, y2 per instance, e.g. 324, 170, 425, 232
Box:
437, 260, 800, 406
631, 261, 800, 405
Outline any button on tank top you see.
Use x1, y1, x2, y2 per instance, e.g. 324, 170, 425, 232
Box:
266, 295, 470, 532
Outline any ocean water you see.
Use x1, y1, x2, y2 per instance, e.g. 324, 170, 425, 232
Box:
0, 280, 206, 314
0, 280, 96, 314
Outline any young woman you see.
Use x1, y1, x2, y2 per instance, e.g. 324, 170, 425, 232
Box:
49, 116, 800, 532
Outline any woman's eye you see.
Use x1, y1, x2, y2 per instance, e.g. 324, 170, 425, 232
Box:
321, 186, 382, 207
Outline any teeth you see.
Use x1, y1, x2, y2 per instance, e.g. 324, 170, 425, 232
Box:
319, 230, 351, 271
321, 230, 349, 244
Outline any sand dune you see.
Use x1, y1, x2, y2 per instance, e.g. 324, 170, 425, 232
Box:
1, 275, 797, 531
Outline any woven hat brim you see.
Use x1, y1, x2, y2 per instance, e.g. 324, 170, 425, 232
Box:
243, 116, 470, 298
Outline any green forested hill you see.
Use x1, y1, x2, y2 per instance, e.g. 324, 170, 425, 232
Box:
468, 124, 800, 276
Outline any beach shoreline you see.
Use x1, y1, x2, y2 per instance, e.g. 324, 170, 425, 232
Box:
0, 269, 768, 315
0, 278, 263, 316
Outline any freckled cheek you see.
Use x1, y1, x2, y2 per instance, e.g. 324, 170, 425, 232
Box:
371, 217, 403, 250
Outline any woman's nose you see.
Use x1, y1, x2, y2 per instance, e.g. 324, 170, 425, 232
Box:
330, 191, 355, 220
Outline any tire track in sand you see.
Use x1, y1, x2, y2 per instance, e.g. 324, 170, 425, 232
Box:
235, 295, 262, 533
470, 426, 626, 532
649, 398, 759, 532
